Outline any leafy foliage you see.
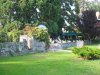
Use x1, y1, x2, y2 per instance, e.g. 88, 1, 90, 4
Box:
36, 0, 61, 38
23, 26, 50, 47
88, 2, 100, 11
61, 0, 79, 30
23, 25, 33, 37
37, 0, 61, 22
7, 29, 20, 42
0, 0, 80, 42
76, 0, 90, 11
0, 0, 14, 23
3, 21, 21, 32
77, 10, 97, 40
32, 27, 49, 46
0, 21, 21, 42
46, 20, 58, 39
0, 30, 8, 42
77, 0, 100, 11
72, 46, 100, 60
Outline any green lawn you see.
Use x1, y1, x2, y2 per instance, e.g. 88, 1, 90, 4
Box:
86, 44, 98, 49
0, 52, 100, 75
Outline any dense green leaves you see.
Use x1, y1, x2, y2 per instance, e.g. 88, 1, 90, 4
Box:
72, 46, 100, 60
3, 21, 21, 32
0, 0, 79, 41
37, 0, 61, 22
0, 30, 8, 42
46, 20, 59, 38
23, 26, 50, 47
61, 0, 79, 31
7, 29, 20, 42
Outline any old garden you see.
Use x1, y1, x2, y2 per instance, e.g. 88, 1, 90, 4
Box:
0, 0, 100, 75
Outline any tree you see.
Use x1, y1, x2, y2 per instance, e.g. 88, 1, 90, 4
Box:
0, 0, 14, 24
88, 2, 100, 11
0, 0, 38, 26
18, 0, 38, 24
0, 0, 80, 40
76, 0, 100, 12
36, 0, 61, 22
76, 0, 90, 11
61, 0, 79, 31
36, 0, 62, 39
77, 10, 97, 41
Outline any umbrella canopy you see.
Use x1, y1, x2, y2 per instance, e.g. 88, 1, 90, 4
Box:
38, 24, 47, 29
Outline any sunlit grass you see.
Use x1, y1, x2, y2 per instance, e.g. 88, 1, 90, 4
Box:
0, 52, 100, 75
85, 44, 98, 48
0, 61, 25, 64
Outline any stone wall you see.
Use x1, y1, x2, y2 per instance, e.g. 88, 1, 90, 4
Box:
61, 42, 76, 48
0, 40, 46, 57
32, 40, 46, 52
49, 41, 85, 51
49, 42, 77, 51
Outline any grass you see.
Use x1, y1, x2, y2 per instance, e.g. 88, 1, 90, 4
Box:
85, 44, 98, 49
0, 52, 100, 75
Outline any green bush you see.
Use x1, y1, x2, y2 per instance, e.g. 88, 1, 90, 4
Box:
23, 26, 50, 48
7, 29, 20, 42
32, 27, 50, 48
72, 47, 100, 60
3, 21, 21, 32
0, 31, 8, 42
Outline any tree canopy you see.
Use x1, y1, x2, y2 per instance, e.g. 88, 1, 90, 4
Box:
0, 0, 79, 39
77, 10, 97, 40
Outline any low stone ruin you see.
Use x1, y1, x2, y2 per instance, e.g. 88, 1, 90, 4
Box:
0, 35, 46, 57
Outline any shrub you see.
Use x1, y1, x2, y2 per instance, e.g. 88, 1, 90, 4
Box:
23, 26, 50, 48
23, 25, 33, 37
7, 29, 20, 42
32, 27, 50, 48
0, 30, 8, 42
3, 21, 21, 32
72, 47, 100, 60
